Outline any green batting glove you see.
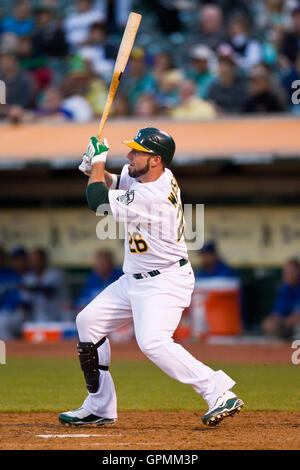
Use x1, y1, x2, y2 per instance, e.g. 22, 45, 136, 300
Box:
86, 136, 109, 164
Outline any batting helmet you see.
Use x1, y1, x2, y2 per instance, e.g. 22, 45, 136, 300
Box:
123, 127, 175, 165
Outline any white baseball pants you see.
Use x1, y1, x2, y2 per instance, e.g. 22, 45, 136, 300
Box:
76, 262, 235, 419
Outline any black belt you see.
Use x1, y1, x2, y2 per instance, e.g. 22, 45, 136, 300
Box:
133, 258, 188, 279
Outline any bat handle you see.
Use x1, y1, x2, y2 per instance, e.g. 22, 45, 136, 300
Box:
97, 107, 109, 141
96, 79, 119, 142
96, 128, 103, 142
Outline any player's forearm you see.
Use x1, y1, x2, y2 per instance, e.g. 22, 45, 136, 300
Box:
104, 170, 120, 189
88, 161, 106, 184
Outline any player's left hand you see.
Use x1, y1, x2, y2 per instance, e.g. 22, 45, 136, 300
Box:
86, 136, 109, 165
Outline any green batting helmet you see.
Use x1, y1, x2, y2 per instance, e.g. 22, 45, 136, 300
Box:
123, 127, 175, 165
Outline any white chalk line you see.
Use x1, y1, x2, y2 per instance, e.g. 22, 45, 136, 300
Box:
91, 442, 161, 446
37, 433, 122, 438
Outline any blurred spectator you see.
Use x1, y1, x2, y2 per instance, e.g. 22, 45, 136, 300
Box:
77, 21, 116, 82
75, 250, 122, 310
63, 0, 105, 49
254, 0, 296, 31
151, 51, 182, 109
17, 35, 52, 92
155, 69, 182, 110
227, 13, 262, 70
191, 240, 242, 338
0, 247, 25, 339
195, 241, 238, 279
105, 0, 133, 35
0, 32, 19, 51
35, 86, 72, 122
206, 48, 248, 113
85, 76, 109, 116
134, 93, 159, 117
243, 63, 285, 113
1, 0, 34, 36
62, 92, 93, 122
0, 7, 3, 36
119, 47, 156, 111
262, 258, 300, 340
0, 246, 22, 310
9, 247, 29, 277
0, 47, 35, 121
32, 3, 68, 58
169, 79, 216, 120
112, 93, 129, 117
151, 51, 175, 85
150, 0, 182, 34
59, 61, 93, 122
280, 6, 300, 65
188, 5, 226, 52
186, 45, 216, 99
215, 0, 251, 20
261, 24, 285, 67
18, 34, 44, 69
21, 248, 70, 322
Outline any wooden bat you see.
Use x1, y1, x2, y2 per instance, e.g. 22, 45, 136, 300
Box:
96, 12, 142, 141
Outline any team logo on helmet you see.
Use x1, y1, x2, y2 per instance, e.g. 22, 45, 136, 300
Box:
134, 129, 143, 140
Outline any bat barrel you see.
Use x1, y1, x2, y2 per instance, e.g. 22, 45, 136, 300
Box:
96, 12, 142, 141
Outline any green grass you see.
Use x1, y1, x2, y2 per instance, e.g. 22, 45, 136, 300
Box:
0, 358, 299, 412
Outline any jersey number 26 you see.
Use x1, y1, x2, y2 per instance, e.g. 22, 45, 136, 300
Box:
128, 231, 148, 253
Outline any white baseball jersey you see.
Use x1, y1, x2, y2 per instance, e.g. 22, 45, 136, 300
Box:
108, 164, 188, 274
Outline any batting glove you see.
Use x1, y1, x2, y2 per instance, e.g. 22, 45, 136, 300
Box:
86, 136, 109, 165
78, 153, 92, 176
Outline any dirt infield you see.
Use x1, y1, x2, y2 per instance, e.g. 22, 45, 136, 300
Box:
2, 341, 297, 450
6, 339, 293, 363
0, 411, 299, 450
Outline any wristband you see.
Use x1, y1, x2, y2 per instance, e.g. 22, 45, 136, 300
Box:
110, 174, 118, 189
91, 153, 107, 164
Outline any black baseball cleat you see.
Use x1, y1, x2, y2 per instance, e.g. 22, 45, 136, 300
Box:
58, 407, 115, 426
202, 391, 244, 427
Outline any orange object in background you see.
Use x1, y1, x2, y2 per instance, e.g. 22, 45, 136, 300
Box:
205, 289, 242, 335
22, 322, 78, 342
23, 325, 61, 342
189, 278, 242, 339
174, 278, 242, 342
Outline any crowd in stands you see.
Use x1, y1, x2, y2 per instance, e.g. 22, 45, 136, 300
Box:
1, 0, 300, 123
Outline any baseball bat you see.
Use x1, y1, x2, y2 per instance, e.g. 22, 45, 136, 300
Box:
96, 12, 142, 141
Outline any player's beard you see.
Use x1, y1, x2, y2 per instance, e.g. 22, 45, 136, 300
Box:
128, 156, 151, 178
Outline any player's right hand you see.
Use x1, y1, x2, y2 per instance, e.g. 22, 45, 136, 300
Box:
86, 136, 109, 165
78, 153, 92, 176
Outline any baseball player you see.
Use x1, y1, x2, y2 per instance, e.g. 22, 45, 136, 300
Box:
59, 127, 244, 427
